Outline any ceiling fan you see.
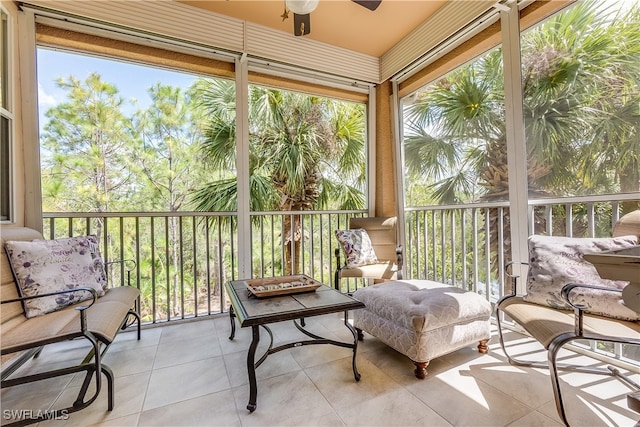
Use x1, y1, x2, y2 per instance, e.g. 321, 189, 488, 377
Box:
285, 0, 382, 36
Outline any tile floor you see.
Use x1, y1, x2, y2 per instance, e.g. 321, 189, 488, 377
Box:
2, 313, 639, 427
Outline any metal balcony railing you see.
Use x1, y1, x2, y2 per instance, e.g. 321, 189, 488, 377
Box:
43, 194, 639, 364
42, 210, 366, 325
404, 195, 640, 302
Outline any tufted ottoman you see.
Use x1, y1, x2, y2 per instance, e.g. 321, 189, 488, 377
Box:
353, 280, 492, 379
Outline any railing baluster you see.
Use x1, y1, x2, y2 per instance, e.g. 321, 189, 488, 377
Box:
205, 218, 211, 315
472, 208, 478, 295
450, 210, 456, 287
191, 216, 197, 317
587, 203, 595, 237
566, 204, 573, 237
179, 216, 185, 319
151, 216, 156, 323
164, 216, 170, 322
461, 209, 467, 291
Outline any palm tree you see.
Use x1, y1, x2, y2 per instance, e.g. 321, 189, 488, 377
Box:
522, 0, 640, 209
403, 0, 640, 275
190, 79, 367, 275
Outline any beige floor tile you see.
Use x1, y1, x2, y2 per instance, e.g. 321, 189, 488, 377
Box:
358, 336, 455, 385
143, 356, 230, 411
138, 389, 241, 427
0, 376, 72, 426
153, 335, 222, 369
102, 345, 158, 378
506, 410, 563, 426
232, 370, 336, 426
536, 377, 639, 427
39, 371, 151, 427
448, 352, 556, 410
314, 311, 352, 330
216, 322, 271, 356
212, 315, 235, 340
406, 366, 533, 426
353, 329, 398, 356
301, 411, 347, 427
108, 327, 162, 353
305, 356, 401, 411
158, 319, 216, 344
438, 341, 494, 368
223, 348, 302, 388
337, 388, 450, 426
10, 342, 94, 378
289, 341, 355, 370
88, 413, 140, 426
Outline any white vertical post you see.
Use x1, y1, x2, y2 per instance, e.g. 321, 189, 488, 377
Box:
236, 54, 252, 279
391, 79, 406, 272
367, 85, 376, 216
501, 2, 530, 293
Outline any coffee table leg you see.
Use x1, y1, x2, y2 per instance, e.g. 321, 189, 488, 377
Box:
344, 310, 361, 381
247, 325, 260, 412
228, 305, 236, 340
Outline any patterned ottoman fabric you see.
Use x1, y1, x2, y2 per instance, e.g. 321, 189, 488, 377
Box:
353, 280, 491, 376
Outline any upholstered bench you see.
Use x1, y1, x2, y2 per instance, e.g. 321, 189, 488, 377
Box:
353, 280, 491, 378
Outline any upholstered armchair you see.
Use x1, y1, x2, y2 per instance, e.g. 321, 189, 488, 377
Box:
334, 216, 403, 292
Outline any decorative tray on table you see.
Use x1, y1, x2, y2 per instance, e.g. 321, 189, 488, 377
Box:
245, 275, 323, 298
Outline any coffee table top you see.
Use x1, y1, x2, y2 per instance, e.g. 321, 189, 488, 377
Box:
226, 277, 365, 327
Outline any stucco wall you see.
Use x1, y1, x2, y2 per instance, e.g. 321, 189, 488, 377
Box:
374, 81, 397, 218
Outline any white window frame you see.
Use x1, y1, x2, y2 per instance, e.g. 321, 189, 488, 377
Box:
1, 6, 14, 224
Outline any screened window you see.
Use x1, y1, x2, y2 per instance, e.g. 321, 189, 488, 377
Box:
244, 82, 368, 277
522, 0, 640, 203
402, 46, 506, 207
37, 48, 223, 214
399, 46, 506, 295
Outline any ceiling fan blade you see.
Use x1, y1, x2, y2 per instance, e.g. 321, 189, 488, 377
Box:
293, 13, 311, 36
352, 0, 382, 11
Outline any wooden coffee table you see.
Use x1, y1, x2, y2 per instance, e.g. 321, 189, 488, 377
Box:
225, 275, 365, 412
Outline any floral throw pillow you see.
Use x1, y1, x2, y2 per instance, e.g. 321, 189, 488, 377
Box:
523, 234, 639, 321
5, 236, 107, 318
335, 229, 379, 268
85, 236, 108, 291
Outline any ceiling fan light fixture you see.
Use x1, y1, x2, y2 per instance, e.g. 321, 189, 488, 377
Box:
285, 0, 319, 15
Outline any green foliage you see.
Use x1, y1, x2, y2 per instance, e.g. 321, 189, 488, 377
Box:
41, 73, 137, 212
189, 82, 367, 215
404, 0, 640, 206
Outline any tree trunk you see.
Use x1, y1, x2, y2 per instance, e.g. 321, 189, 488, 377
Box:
283, 213, 302, 275
620, 161, 640, 215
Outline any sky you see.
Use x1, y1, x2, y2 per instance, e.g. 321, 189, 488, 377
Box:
37, 48, 200, 130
